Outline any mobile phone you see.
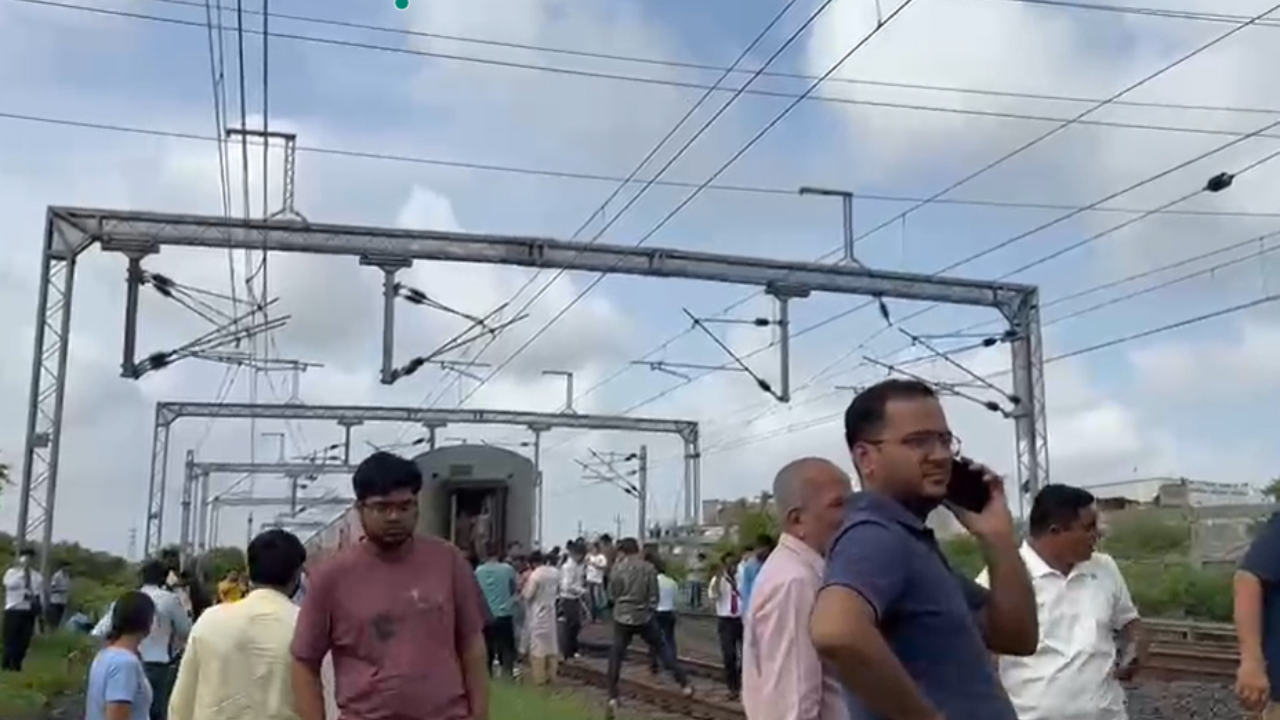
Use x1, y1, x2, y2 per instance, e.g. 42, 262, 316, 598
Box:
947, 458, 992, 513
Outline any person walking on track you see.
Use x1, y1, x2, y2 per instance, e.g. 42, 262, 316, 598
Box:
522, 550, 561, 685
290, 452, 489, 720
605, 538, 691, 717
474, 543, 519, 679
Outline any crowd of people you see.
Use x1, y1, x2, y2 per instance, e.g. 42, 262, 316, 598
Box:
13, 377, 1280, 719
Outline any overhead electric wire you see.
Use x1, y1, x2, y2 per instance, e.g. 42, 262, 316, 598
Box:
676, 291, 1280, 461
448, 1, 925, 414
985, 0, 1280, 28
836, 0, 1280, 260
8, 106, 1280, 223
568, 4, 1280, 427
19, 0, 1280, 143
705, 230, 1280, 443
408, 0, 817, 415
75, 0, 1280, 118
783, 136, 1280, 405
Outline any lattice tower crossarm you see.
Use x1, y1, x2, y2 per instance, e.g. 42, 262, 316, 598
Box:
17, 206, 1045, 572
147, 401, 700, 556
185, 459, 360, 556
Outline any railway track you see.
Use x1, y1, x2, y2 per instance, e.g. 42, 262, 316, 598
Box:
561, 614, 1241, 718
563, 647, 744, 720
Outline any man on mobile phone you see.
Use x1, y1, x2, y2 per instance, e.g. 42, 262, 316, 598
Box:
976, 484, 1145, 720
810, 379, 1038, 720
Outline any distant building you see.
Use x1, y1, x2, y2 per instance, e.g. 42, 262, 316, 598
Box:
1087, 477, 1262, 508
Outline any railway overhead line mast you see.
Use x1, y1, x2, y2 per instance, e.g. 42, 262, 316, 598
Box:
15, 206, 1047, 585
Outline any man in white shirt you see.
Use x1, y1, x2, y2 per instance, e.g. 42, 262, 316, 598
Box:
584, 544, 608, 622
976, 484, 1147, 720
94, 559, 193, 720
558, 541, 587, 659
707, 550, 745, 700
47, 562, 71, 630
169, 529, 308, 720
2, 548, 42, 671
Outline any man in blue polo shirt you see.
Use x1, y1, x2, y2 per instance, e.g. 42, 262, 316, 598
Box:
810, 379, 1038, 720
1235, 513, 1280, 716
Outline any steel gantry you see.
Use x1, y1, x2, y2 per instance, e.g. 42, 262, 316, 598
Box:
182, 453, 357, 557
151, 401, 700, 553
16, 207, 1047, 574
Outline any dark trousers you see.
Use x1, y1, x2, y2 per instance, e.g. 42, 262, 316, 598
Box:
716, 616, 743, 693
586, 582, 606, 621
607, 619, 687, 700
647, 611, 678, 673
1, 608, 36, 671
483, 616, 517, 677
687, 581, 705, 609
143, 662, 175, 720
45, 603, 66, 631
557, 597, 583, 658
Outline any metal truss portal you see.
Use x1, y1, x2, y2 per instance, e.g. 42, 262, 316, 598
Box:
152, 401, 700, 554
18, 206, 1045, 576
182, 455, 358, 556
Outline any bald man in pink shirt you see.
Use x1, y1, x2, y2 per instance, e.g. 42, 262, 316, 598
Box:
743, 458, 851, 720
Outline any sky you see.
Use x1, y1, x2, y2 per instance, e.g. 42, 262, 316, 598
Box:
2, 0, 1280, 557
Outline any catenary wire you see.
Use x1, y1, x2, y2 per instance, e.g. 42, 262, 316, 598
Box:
7, 107, 1280, 222
92, 0, 1280, 118
408, 0, 820, 416
984, 0, 1280, 28
446, 0, 923, 412
685, 292, 1280, 460
685, 230, 1280, 448
567, 5, 1280, 428
18, 0, 1280, 144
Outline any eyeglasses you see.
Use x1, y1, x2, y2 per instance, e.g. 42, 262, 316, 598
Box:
865, 432, 961, 457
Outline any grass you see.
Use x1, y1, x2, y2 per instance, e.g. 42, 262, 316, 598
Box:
0, 632, 93, 720
0, 637, 620, 720
491, 678, 640, 720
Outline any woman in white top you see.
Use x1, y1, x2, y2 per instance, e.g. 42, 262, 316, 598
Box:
520, 550, 562, 686
647, 555, 680, 676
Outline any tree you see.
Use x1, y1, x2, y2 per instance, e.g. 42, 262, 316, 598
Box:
1263, 477, 1280, 502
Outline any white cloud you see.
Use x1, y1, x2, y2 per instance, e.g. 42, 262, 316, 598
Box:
2, 0, 1280, 557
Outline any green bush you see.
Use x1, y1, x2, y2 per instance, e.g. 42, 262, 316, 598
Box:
0, 632, 95, 719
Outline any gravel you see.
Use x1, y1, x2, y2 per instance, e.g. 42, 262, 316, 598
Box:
1129, 680, 1245, 719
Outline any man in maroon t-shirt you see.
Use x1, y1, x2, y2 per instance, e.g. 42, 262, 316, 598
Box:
291, 452, 490, 720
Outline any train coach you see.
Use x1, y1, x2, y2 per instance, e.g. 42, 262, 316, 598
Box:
303, 443, 536, 562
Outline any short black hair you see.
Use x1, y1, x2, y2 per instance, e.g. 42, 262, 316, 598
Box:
352, 451, 423, 501
140, 559, 169, 586
754, 533, 775, 550
18, 547, 35, 558
247, 529, 307, 588
617, 537, 640, 555
1028, 484, 1096, 536
599, 534, 613, 544
108, 590, 156, 641
528, 550, 545, 566
843, 379, 938, 448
